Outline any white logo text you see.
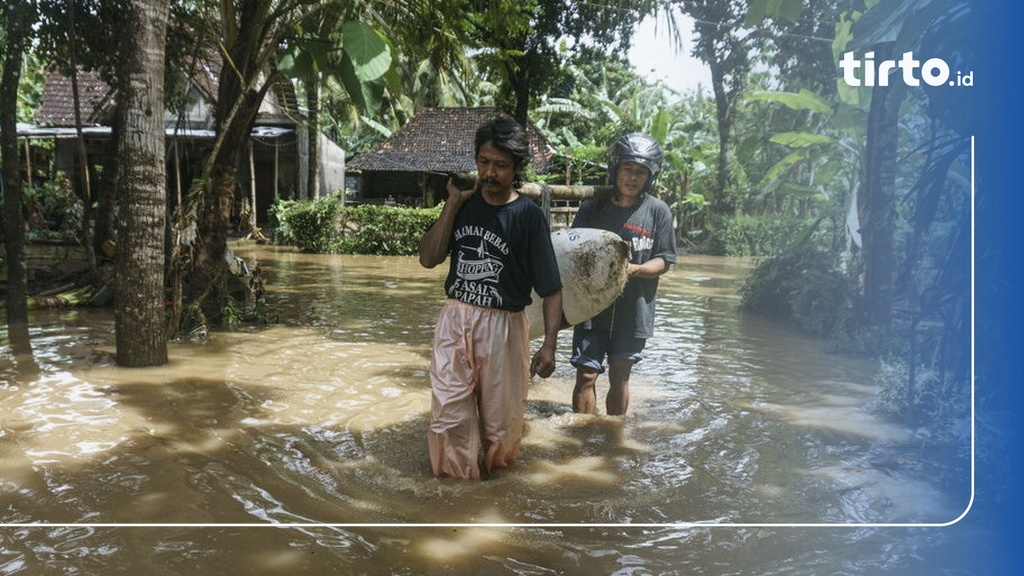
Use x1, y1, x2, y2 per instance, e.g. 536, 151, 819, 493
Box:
839, 51, 973, 88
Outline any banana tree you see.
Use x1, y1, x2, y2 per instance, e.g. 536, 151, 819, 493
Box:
746, 88, 862, 252
279, 16, 393, 199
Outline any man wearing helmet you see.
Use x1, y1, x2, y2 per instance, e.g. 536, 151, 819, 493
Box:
569, 133, 678, 416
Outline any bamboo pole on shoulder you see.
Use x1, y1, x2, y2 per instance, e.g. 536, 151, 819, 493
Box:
447, 174, 612, 202
518, 182, 613, 202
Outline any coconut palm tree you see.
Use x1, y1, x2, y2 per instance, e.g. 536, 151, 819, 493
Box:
114, 0, 171, 367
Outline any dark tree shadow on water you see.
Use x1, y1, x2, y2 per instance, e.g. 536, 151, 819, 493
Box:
0, 374, 431, 572
3, 323, 40, 383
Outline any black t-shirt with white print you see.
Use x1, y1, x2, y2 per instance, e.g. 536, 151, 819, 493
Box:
443, 191, 562, 312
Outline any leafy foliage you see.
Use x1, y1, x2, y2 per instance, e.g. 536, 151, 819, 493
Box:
875, 354, 966, 423
34, 0, 130, 83
23, 173, 83, 243
706, 213, 803, 257
14, 50, 48, 123
269, 195, 441, 255
268, 194, 345, 254
739, 242, 857, 338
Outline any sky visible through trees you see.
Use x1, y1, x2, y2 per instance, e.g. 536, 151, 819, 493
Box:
629, 11, 711, 94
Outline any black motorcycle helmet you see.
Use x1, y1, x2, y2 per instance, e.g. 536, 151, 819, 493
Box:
608, 132, 663, 194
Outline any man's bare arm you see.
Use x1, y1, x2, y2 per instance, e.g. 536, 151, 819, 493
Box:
418, 179, 475, 268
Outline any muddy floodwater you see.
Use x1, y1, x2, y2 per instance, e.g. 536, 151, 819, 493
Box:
1, 243, 980, 574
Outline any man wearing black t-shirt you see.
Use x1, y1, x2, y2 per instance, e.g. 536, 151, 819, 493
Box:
419, 114, 563, 479
570, 133, 677, 416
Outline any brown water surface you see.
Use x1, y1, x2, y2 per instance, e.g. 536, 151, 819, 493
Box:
1, 244, 976, 574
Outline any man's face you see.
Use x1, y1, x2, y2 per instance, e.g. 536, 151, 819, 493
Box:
615, 161, 651, 198
476, 141, 518, 196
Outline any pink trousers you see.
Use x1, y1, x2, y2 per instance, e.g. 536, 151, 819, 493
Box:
427, 299, 530, 479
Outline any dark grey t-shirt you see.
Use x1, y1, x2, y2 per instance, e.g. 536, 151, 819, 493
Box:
572, 193, 677, 338
443, 191, 562, 311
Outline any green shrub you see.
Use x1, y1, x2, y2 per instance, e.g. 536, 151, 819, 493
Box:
269, 195, 441, 255
739, 243, 857, 338
872, 354, 971, 495
268, 195, 344, 253
707, 214, 804, 256
335, 204, 442, 255
874, 355, 969, 434
24, 173, 83, 242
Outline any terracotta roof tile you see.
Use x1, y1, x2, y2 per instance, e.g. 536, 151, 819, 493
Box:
35, 60, 301, 128
347, 107, 552, 173
34, 68, 113, 127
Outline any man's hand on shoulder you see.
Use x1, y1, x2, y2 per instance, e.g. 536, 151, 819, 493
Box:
445, 177, 476, 208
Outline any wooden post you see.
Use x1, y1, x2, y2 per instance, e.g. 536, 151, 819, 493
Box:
174, 138, 182, 206
248, 142, 257, 230
23, 138, 33, 189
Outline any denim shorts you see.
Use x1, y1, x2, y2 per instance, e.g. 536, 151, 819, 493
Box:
569, 328, 646, 373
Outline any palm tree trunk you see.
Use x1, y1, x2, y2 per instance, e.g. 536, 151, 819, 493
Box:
114, 0, 170, 367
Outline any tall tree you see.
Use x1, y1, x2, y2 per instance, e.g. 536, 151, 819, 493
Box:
113, 0, 170, 367
170, 0, 309, 333
678, 0, 753, 216
282, 3, 344, 201
2, 0, 35, 329
65, 0, 96, 270
168, 1, 393, 335
469, 0, 655, 124
842, 0, 975, 329
35, 0, 128, 264
749, 0, 839, 98
282, 3, 398, 199
379, 1, 483, 115
857, 43, 898, 327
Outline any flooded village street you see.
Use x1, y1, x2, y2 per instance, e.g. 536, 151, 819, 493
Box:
1, 243, 982, 574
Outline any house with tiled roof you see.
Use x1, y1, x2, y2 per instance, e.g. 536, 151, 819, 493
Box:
346, 107, 553, 206
20, 64, 345, 224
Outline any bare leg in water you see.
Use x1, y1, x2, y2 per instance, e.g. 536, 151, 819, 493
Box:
573, 359, 633, 415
